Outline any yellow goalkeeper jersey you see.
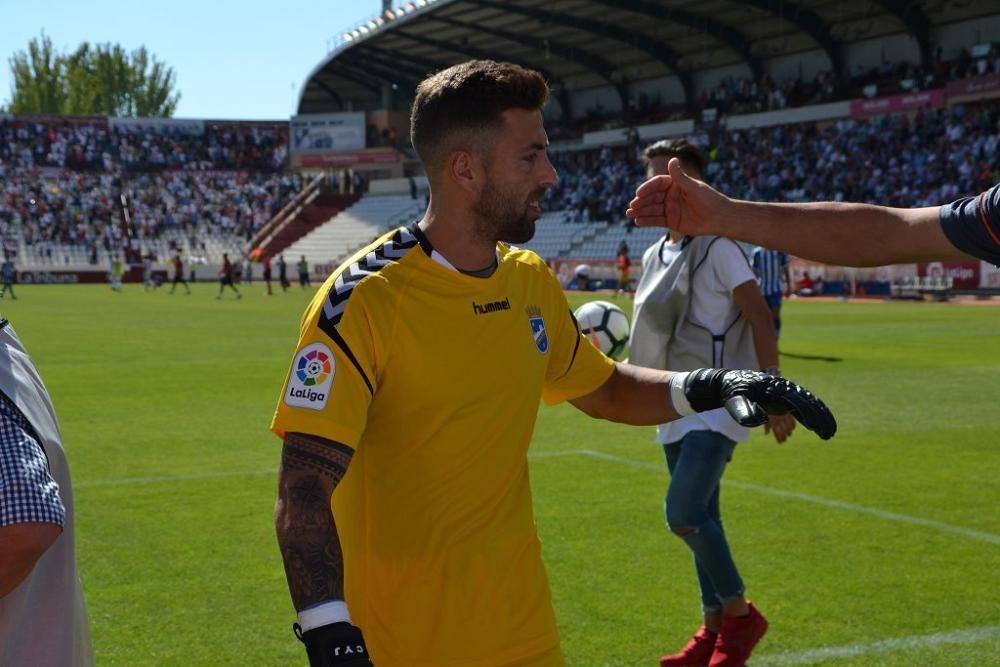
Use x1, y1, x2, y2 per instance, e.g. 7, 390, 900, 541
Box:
271, 224, 615, 667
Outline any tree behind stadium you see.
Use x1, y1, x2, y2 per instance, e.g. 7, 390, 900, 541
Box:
5, 34, 180, 117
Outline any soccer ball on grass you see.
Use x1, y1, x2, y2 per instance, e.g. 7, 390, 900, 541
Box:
574, 300, 630, 360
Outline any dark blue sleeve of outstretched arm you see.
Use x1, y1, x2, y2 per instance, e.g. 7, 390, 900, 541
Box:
939, 182, 1000, 266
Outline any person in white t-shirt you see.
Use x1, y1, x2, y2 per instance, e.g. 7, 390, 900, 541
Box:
630, 139, 795, 667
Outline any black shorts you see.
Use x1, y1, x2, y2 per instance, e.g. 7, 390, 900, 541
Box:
220, 276, 234, 287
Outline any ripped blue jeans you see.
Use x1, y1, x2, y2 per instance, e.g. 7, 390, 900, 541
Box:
663, 430, 745, 614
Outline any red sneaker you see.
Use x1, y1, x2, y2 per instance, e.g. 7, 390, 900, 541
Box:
659, 626, 717, 667
708, 603, 768, 667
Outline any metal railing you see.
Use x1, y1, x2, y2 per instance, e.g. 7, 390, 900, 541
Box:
246, 173, 326, 255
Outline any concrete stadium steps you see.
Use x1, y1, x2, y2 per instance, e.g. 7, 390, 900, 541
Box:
282, 195, 425, 267
518, 212, 608, 260
260, 194, 361, 259
515, 213, 670, 263
570, 224, 664, 259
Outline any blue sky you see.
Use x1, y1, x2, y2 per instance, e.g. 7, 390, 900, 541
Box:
0, 0, 382, 119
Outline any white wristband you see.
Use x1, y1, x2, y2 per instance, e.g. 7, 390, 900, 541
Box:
668, 372, 695, 417
298, 600, 351, 632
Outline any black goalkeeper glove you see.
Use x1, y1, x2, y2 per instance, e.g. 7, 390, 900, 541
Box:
295, 622, 373, 666
678, 368, 837, 440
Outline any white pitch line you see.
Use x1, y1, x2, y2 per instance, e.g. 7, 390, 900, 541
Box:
570, 449, 1000, 545
76, 448, 1000, 546
753, 624, 1000, 666
722, 478, 1000, 545
74, 449, 1000, 665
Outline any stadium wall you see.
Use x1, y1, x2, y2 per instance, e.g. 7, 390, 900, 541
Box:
547, 257, 999, 293
581, 119, 695, 146
367, 176, 428, 196
722, 100, 851, 130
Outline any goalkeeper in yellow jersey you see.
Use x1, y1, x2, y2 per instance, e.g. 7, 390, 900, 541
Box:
271, 60, 837, 667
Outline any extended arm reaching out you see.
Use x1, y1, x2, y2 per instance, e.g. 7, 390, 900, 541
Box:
625, 158, 968, 267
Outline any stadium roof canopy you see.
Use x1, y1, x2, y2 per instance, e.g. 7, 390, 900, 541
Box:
298, 0, 1000, 117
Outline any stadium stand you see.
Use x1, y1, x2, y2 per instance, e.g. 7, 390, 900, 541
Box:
517, 213, 608, 259
534, 98, 999, 265
281, 195, 426, 267
0, 117, 299, 271
4, 0, 1000, 293
0, 117, 288, 172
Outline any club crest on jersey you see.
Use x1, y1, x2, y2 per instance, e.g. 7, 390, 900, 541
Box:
526, 306, 548, 353
285, 342, 335, 410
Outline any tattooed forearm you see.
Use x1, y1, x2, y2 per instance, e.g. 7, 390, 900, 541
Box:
275, 432, 354, 611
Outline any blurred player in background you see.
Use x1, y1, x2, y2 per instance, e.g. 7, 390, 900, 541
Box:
110, 255, 125, 292
0, 320, 93, 666
298, 255, 311, 289
142, 250, 156, 291
169, 252, 191, 295
271, 60, 835, 667
627, 160, 1000, 268
750, 246, 791, 341
616, 239, 631, 296
216, 253, 242, 300
278, 254, 290, 292
263, 255, 274, 296
630, 139, 793, 667
0, 255, 16, 301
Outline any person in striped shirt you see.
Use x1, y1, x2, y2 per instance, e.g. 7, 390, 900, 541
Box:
750, 247, 791, 340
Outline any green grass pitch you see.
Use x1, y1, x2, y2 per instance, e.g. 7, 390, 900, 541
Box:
5, 283, 999, 666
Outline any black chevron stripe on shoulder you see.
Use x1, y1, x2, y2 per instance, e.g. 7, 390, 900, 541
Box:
319, 227, 418, 332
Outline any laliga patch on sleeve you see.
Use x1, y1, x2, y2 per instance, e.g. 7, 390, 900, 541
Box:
285, 342, 336, 410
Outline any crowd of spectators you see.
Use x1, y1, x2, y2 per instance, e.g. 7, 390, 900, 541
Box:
706, 101, 999, 206
546, 146, 645, 223
3, 41, 998, 265
544, 99, 1000, 222
698, 70, 840, 116
549, 44, 1000, 144
0, 119, 289, 172
690, 44, 1000, 122
0, 167, 304, 261
941, 44, 1000, 82
0, 118, 301, 262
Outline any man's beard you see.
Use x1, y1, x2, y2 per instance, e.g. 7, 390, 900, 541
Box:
472, 180, 545, 245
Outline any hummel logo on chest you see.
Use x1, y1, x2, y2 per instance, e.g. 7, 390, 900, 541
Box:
473, 297, 511, 315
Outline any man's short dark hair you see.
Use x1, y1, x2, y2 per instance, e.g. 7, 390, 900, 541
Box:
642, 138, 707, 176
410, 60, 550, 177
